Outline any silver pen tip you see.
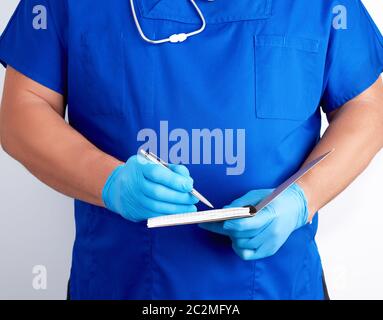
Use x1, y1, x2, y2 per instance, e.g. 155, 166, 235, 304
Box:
200, 197, 214, 209
192, 189, 214, 208
205, 200, 214, 209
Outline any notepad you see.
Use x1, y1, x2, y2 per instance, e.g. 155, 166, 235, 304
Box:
147, 206, 254, 228
147, 150, 334, 229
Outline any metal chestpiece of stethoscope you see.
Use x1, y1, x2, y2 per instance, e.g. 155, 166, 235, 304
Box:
130, 0, 214, 44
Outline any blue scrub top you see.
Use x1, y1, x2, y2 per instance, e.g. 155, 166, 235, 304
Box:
1, 0, 383, 300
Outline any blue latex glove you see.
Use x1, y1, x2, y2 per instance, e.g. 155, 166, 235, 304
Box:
102, 155, 199, 222
199, 183, 309, 260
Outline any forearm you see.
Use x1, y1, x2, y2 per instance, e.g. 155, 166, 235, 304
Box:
297, 79, 383, 221
0, 71, 122, 206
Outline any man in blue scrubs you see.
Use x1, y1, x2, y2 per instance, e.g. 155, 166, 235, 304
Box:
1, 0, 383, 299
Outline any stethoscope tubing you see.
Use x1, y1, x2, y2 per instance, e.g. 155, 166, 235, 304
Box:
129, 0, 207, 44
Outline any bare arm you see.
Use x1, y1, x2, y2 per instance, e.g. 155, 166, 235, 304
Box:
298, 77, 383, 221
0, 66, 123, 206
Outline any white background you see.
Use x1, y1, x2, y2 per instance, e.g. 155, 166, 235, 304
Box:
0, 0, 382, 300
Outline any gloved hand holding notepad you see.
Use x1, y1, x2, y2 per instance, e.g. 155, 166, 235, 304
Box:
147, 150, 333, 228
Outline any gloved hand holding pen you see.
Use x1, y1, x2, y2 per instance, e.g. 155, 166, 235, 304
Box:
102, 154, 199, 222
199, 183, 309, 260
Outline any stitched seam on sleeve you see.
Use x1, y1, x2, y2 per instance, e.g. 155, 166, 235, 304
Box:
45, 0, 67, 51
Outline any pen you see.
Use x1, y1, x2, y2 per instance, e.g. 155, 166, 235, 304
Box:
139, 149, 214, 208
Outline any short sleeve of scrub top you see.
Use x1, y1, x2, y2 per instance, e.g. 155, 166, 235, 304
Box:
0, 0, 67, 95
321, 0, 383, 113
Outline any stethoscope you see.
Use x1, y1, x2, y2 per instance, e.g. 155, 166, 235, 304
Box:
130, 0, 212, 44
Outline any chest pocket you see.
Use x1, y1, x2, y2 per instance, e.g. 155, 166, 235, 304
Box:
78, 31, 127, 115
254, 35, 323, 121
77, 28, 156, 117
